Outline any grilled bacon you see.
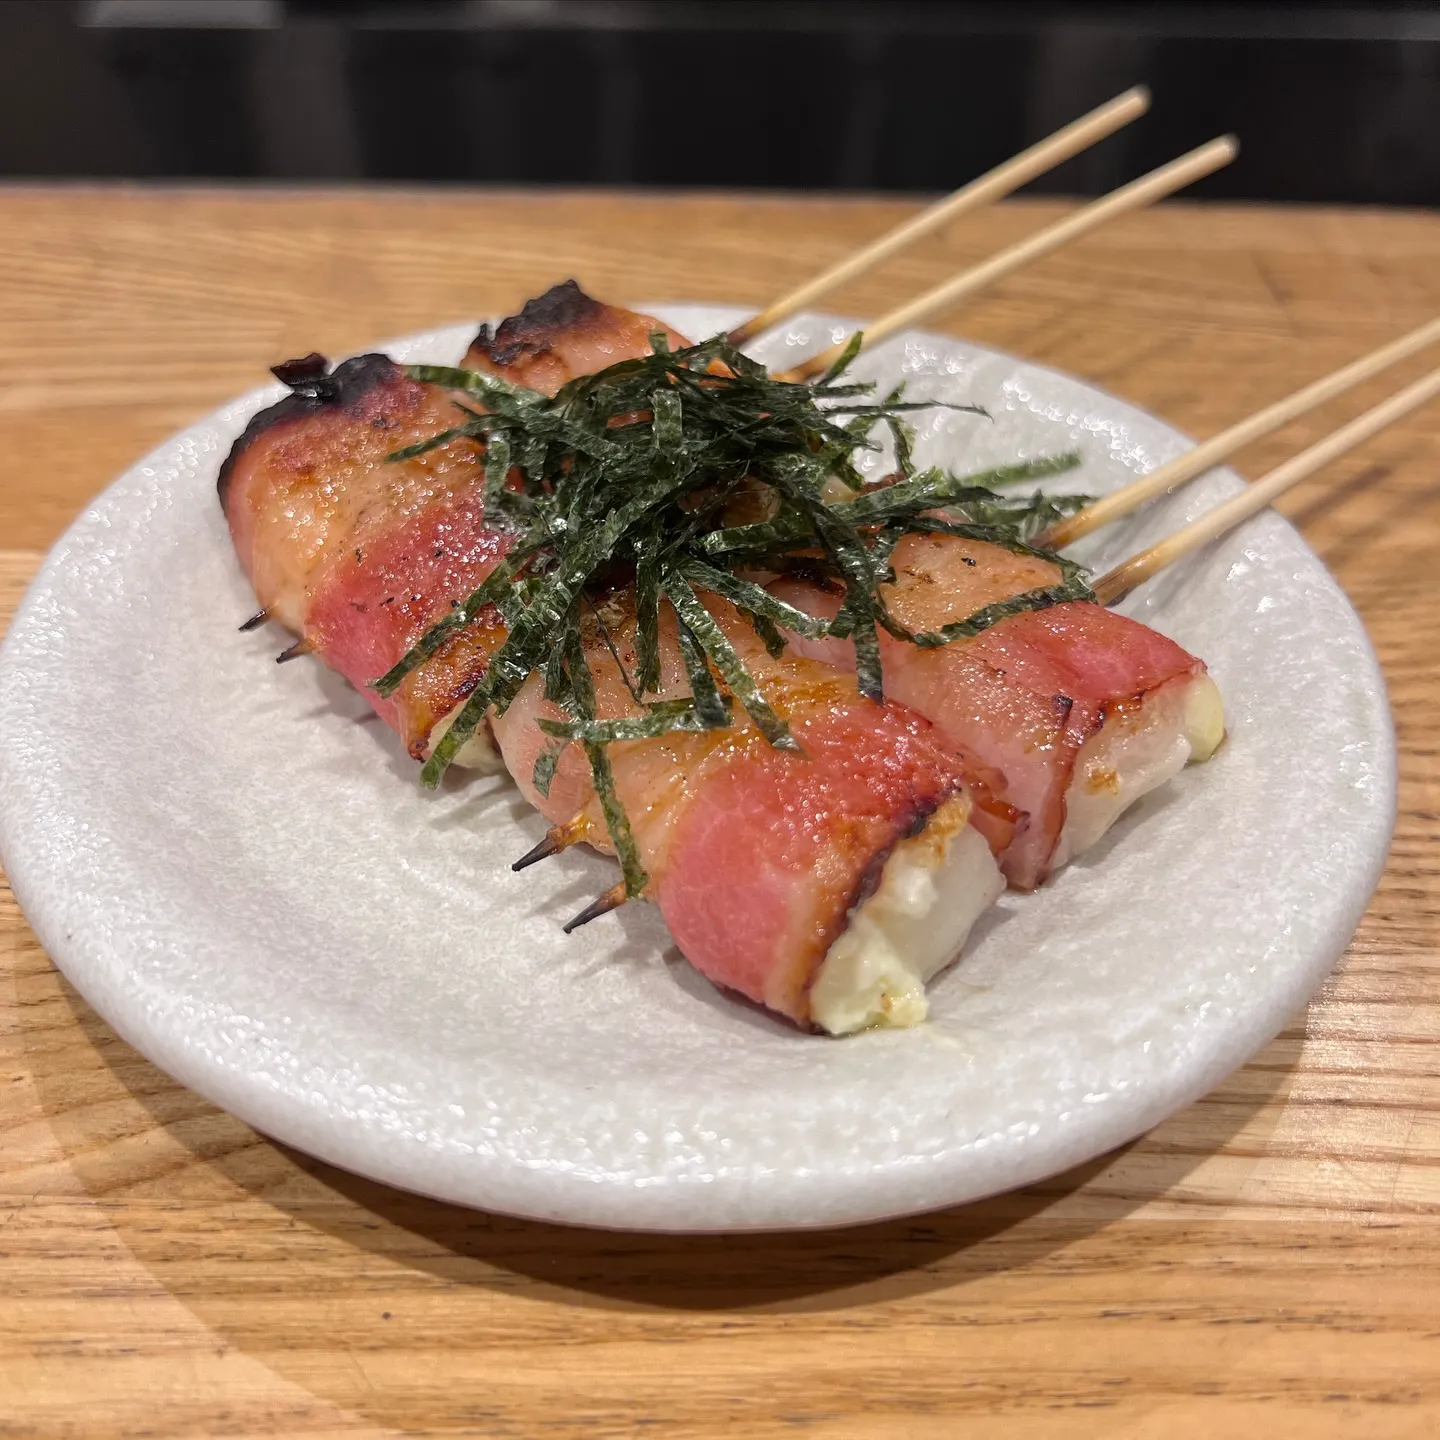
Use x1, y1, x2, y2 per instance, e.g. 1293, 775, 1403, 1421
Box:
770, 532, 1223, 887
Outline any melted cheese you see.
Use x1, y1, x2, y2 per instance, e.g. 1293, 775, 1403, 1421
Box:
428, 703, 506, 773
810, 799, 1004, 1036
1053, 672, 1224, 869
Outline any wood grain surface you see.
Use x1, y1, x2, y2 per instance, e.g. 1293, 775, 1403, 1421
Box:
2, 185, 1440, 1438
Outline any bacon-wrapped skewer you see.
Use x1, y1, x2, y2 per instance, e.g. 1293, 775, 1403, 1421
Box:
220, 352, 509, 766
218, 284, 693, 764
770, 533, 1224, 888
491, 590, 1014, 1031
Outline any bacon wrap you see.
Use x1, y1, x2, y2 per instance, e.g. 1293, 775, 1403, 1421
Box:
490, 593, 1013, 1026
657, 672, 982, 1025
771, 532, 1207, 888
219, 354, 512, 756
217, 283, 690, 755
462, 278, 690, 393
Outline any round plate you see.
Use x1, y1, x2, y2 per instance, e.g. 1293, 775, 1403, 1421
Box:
0, 305, 1395, 1232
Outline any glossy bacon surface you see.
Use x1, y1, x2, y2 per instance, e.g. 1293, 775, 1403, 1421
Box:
219, 283, 689, 757
489, 593, 1009, 1024
219, 355, 513, 756
771, 533, 1207, 887
463, 279, 689, 393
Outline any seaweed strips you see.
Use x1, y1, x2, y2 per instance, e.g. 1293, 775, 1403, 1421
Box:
373, 331, 1092, 897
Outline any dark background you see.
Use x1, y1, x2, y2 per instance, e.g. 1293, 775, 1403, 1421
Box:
1, 0, 1437, 204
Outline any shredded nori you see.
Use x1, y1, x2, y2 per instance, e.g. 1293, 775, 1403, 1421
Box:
373, 332, 1093, 896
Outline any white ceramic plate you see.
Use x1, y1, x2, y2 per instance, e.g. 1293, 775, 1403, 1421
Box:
0, 305, 1394, 1232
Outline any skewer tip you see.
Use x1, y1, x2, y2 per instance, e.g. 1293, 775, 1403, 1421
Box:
513, 832, 566, 872
562, 881, 628, 933
512, 814, 589, 872
275, 637, 316, 664
238, 608, 269, 632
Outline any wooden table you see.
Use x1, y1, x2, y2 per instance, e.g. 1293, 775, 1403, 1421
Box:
2, 187, 1439, 1438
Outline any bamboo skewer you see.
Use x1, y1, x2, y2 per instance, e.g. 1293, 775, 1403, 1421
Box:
1039, 314, 1440, 550
725, 86, 1151, 348
1093, 364, 1440, 605
780, 135, 1239, 383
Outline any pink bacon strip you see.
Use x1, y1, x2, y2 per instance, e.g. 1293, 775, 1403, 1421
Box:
491, 593, 1014, 1024
771, 531, 1214, 888
219, 353, 513, 758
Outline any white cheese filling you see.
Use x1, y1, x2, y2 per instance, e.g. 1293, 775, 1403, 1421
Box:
810, 800, 1005, 1036
1052, 672, 1224, 870
428, 703, 506, 772
807, 675, 1222, 1035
